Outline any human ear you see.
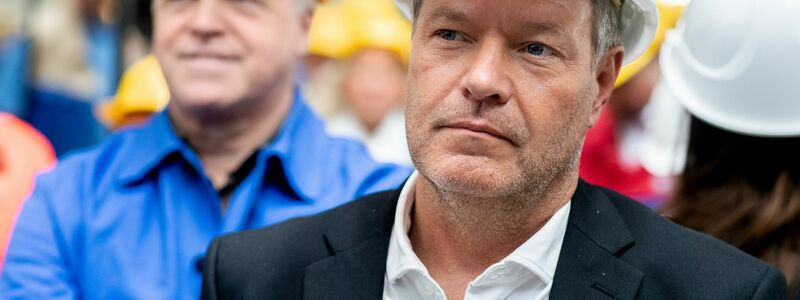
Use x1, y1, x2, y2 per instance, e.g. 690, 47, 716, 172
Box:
589, 45, 624, 126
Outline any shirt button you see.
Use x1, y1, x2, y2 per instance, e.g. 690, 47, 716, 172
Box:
194, 256, 204, 273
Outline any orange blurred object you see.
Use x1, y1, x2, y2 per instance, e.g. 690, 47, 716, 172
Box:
0, 113, 56, 269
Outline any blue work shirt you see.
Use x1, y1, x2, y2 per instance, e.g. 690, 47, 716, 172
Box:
0, 93, 412, 299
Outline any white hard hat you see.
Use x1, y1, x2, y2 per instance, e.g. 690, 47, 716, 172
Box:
639, 80, 689, 177
394, 0, 660, 65
659, 0, 800, 137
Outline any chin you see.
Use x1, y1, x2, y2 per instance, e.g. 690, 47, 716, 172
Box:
173, 86, 240, 109
417, 154, 524, 198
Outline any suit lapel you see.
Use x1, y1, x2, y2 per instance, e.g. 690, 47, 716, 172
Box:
303, 233, 390, 299
302, 188, 402, 300
551, 181, 644, 300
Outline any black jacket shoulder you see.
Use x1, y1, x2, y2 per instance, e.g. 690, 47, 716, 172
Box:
201, 190, 397, 299
587, 186, 786, 299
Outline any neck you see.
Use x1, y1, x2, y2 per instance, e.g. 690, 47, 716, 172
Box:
169, 83, 295, 191
408, 170, 577, 291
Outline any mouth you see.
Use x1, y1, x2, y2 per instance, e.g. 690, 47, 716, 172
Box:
440, 121, 515, 144
176, 52, 240, 75
179, 52, 239, 63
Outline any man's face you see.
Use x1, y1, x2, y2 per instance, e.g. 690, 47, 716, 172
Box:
406, 0, 618, 197
343, 49, 406, 131
152, 0, 309, 114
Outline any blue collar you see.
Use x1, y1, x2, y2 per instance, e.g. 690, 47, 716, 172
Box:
117, 89, 332, 202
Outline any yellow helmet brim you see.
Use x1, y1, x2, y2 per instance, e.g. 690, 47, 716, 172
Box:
615, 2, 685, 88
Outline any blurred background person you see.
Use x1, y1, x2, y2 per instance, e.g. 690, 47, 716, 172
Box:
0, 0, 154, 156
0, 0, 411, 298
579, 0, 686, 208
15, 0, 117, 155
0, 0, 37, 127
0, 113, 55, 272
28, 0, 117, 101
0, 1, 22, 36
304, 0, 412, 165
656, 0, 800, 297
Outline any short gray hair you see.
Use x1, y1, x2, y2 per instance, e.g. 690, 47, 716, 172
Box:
410, 0, 622, 67
590, 0, 622, 67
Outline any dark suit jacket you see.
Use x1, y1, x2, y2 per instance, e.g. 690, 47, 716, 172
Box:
201, 180, 787, 299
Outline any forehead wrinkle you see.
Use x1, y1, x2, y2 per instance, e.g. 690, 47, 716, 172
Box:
544, 0, 568, 8
521, 21, 566, 35
427, 6, 471, 25
492, 0, 584, 31
423, 0, 590, 44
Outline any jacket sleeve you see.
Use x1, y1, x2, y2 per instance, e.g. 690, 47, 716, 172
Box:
0, 182, 79, 299
750, 265, 787, 299
200, 238, 222, 300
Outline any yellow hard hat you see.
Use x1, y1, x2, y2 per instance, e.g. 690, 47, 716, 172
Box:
351, 11, 412, 63
615, 1, 685, 87
97, 55, 170, 128
308, 3, 358, 59
309, 0, 412, 63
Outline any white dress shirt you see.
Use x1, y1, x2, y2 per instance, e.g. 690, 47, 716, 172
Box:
383, 172, 572, 300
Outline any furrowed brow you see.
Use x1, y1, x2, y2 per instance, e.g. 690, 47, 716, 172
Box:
522, 21, 566, 35
426, 7, 471, 25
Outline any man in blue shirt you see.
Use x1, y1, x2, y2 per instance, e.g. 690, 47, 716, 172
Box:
0, 0, 411, 299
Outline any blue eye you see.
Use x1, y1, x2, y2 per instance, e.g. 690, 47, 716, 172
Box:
526, 43, 553, 57
436, 30, 460, 41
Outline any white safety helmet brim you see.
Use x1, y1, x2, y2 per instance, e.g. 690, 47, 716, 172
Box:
659, 0, 800, 137
394, 0, 659, 65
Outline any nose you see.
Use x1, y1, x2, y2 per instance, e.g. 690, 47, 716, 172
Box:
190, 0, 225, 40
460, 39, 512, 105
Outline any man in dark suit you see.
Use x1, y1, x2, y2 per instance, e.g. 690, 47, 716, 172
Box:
201, 0, 787, 299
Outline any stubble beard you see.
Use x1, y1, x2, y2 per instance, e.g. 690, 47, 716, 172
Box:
417, 135, 582, 242
406, 87, 586, 241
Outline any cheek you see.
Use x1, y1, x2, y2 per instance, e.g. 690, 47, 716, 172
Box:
232, 11, 298, 56
152, 24, 184, 85
517, 77, 594, 140
404, 81, 427, 128
404, 78, 440, 146
240, 33, 295, 82
152, 7, 191, 48
408, 58, 462, 113
152, 21, 179, 57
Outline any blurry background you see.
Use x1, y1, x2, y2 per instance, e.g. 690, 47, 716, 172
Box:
0, 0, 694, 199
0, 0, 155, 259
0, 0, 415, 160
8, 0, 800, 295
0, 0, 152, 156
